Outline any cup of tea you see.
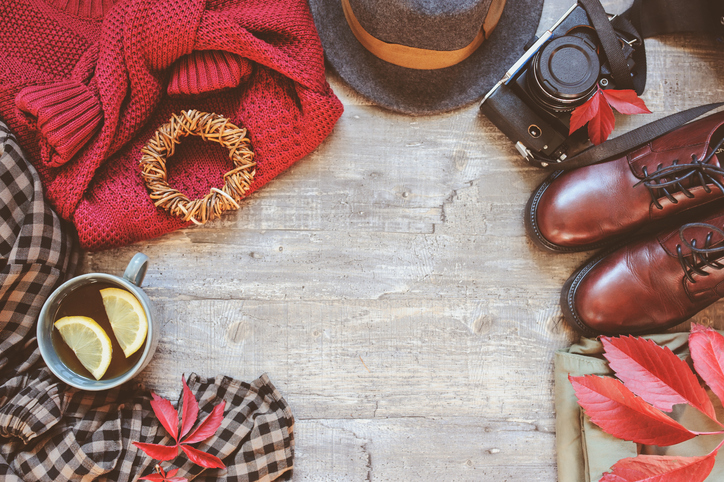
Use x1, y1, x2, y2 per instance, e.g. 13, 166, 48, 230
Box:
37, 253, 158, 390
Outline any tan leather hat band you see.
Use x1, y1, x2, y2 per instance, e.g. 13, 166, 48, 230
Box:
341, 0, 506, 70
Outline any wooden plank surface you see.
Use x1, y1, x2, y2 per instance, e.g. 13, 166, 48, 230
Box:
79, 0, 724, 479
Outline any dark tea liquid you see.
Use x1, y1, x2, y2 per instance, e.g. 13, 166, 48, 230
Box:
51, 282, 145, 380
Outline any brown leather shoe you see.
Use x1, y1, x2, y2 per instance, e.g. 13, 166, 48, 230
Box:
526, 111, 724, 252
561, 207, 724, 336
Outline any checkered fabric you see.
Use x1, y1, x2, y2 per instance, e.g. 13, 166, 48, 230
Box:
0, 122, 295, 481
0, 121, 78, 377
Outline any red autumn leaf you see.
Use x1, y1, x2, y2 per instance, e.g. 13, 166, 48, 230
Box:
601, 89, 652, 115
138, 475, 166, 482
133, 441, 179, 461
162, 469, 189, 482
569, 375, 696, 445
151, 392, 179, 442
600, 453, 717, 482
139, 466, 188, 482
586, 93, 616, 145
180, 444, 226, 469
602, 336, 717, 420
136, 378, 226, 471
183, 400, 226, 444
689, 323, 724, 405
570, 87, 650, 145
569, 88, 603, 135
180, 377, 199, 439
160, 468, 188, 482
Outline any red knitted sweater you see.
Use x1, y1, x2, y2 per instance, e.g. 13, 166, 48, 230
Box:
0, 0, 343, 250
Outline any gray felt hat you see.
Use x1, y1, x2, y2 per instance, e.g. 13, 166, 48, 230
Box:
309, 0, 544, 115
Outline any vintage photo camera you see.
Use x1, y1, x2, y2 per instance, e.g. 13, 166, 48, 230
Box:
480, 3, 643, 165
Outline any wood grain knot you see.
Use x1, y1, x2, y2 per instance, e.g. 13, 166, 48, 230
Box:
140, 109, 256, 225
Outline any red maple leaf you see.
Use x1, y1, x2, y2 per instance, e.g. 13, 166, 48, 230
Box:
569, 374, 696, 445
133, 376, 226, 470
689, 323, 724, 405
600, 89, 652, 115
139, 465, 188, 482
569, 87, 651, 145
601, 336, 717, 421
600, 453, 717, 482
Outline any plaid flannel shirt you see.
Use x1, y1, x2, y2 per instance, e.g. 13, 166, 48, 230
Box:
0, 122, 294, 481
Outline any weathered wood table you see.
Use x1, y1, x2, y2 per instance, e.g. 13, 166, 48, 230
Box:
80, 1, 724, 479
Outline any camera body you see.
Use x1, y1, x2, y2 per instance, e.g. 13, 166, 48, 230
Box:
480, 3, 640, 164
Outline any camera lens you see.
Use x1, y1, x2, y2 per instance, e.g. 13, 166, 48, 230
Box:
527, 35, 600, 112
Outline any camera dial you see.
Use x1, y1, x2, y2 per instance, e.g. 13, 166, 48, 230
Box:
527, 35, 600, 112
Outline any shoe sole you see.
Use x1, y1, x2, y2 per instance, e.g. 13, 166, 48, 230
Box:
560, 245, 619, 337
525, 170, 630, 253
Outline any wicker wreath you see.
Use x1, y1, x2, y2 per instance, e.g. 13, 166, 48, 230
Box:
140, 110, 256, 225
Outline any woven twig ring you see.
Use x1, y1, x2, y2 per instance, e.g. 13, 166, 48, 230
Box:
140, 110, 256, 225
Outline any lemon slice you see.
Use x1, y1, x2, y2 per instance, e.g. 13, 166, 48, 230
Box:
100, 287, 148, 358
54, 316, 113, 380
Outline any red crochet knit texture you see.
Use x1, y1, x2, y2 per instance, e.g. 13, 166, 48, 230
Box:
0, 0, 343, 251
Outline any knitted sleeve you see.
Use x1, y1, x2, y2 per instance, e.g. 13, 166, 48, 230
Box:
15, 44, 103, 166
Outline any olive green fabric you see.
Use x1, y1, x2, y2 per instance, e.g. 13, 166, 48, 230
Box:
555, 334, 724, 482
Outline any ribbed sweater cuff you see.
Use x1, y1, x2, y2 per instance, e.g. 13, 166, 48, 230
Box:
16, 80, 103, 166
168, 50, 253, 97
44, 0, 118, 18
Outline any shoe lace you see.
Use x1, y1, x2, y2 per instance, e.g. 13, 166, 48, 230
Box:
635, 137, 724, 209
677, 222, 724, 283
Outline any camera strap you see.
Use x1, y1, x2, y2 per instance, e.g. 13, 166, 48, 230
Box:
578, 0, 636, 91
540, 103, 724, 171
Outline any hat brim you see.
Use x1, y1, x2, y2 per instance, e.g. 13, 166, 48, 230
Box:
309, 0, 544, 115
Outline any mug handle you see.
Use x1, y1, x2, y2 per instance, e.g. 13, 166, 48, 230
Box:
123, 253, 149, 287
